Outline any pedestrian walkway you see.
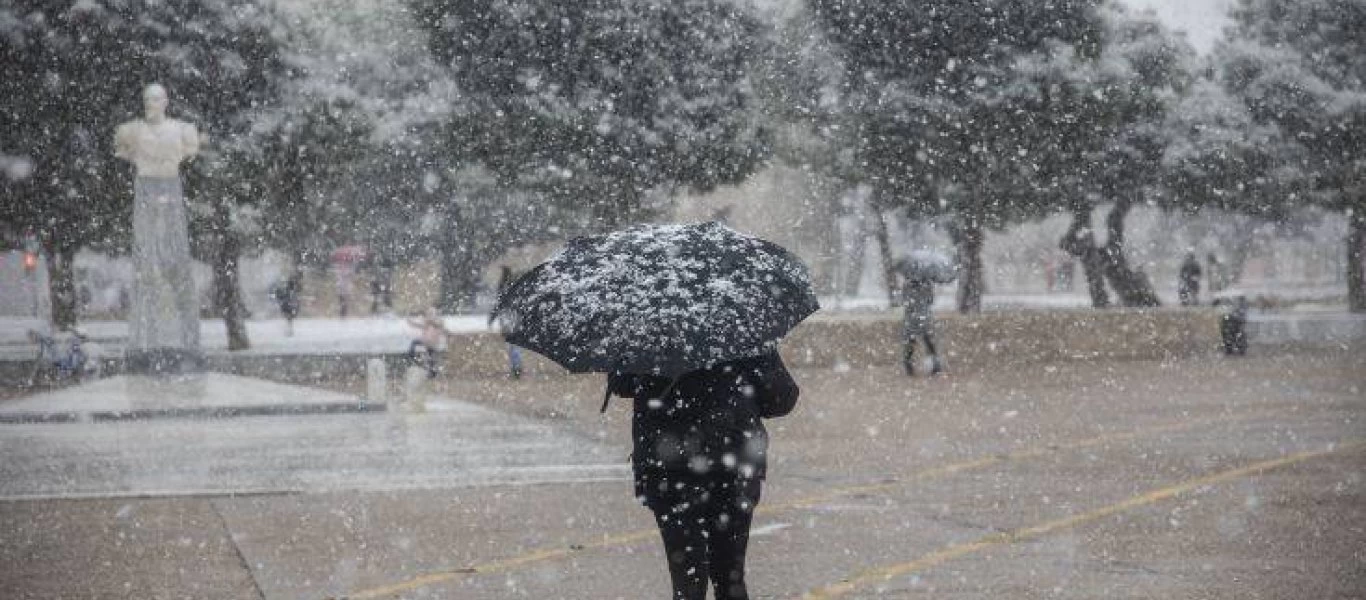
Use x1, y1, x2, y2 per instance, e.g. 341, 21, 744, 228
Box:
0, 374, 629, 500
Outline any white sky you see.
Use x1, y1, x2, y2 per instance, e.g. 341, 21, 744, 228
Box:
1122, 0, 1234, 53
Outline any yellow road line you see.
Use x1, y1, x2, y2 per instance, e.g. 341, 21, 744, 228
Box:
800, 439, 1366, 599
343, 410, 1277, 599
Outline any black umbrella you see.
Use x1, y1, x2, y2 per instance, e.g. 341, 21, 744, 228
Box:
493, 222, 820, 378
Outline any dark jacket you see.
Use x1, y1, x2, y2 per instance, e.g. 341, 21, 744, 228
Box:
608, 352, 798, 498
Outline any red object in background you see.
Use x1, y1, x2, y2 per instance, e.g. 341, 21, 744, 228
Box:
22, 251, 38, 273
330, 244, 367, 265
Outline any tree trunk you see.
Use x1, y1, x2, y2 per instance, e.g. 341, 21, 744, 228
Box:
842, 199, 868, 297
212, 202, 250, 351
47, 244, 79, 329
1348, 208, 1365, 313
872, 209, 898, 307
1060, 207, 1110, 308
954, 215, 984, 313
1100, 199, 1161, 307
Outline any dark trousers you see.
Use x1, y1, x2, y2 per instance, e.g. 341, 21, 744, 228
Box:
903, 332, 941, 375
1220, 315, 1248, 355
408, 341, 439, 378
646, 476, 761, 600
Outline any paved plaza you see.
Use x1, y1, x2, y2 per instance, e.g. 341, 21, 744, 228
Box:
0, 347, 1362, 599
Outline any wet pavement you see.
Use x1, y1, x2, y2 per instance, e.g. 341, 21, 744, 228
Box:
0, 349, 1362, 599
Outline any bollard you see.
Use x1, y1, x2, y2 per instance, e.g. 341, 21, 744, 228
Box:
366, 358, 387, 405
403, 365, 428, 413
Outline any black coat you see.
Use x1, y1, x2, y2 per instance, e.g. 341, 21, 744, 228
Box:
608, 352, 799, 500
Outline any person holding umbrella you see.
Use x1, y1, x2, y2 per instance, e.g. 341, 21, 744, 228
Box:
608, 351, 797, 600
893, 249, 956, 377
488, 265, 524, 379
493, 222, 818, 600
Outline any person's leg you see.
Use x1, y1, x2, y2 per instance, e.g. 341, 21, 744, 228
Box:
902, 310, 916, 376
652, 503, 709, 600
425, 348, 440, 378
922, 332, 943, 375
508, 345, 523, 378
707, 478, 761, 600
902, 335, 917, 376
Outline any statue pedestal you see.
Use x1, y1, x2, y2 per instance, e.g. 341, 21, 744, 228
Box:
124, 348, 206, 376
125, 175, 202, 375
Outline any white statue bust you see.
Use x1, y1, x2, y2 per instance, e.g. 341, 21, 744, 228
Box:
114, 84, 202, 179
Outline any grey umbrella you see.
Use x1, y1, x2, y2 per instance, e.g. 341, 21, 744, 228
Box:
898, 248, 958, 284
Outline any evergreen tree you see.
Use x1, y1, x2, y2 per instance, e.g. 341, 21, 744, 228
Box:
1222, 0, 1366, 311
408, 0, 773, 310
808, 0, 1107, 311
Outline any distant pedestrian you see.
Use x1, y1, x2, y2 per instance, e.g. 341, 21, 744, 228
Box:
331, 244, 366, 318
607, 351, 799, 600
489, 266, 523, 379
407, 307, 449, 378
271, 273, 302, 337
369, 255, 395, 315
894, 251, 954, 376
1178, 252, 1203, 306
335, 262, 355, 318
1218, 295, 1249, 356
1206, 252, 1229, 294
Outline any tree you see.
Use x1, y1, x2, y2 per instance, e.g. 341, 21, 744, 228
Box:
809, 0, 1107, 311
1160, 72, 1315, 288
1001, 6, 1193, 308
257, 98, 375, 277
1223, 0, 1366, 311
409, 0, 772, 231
752, 3, 862, 297
0, 0, 293, 332
407, 0, 774, 310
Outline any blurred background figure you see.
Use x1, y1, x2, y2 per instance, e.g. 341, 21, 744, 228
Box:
331, 244, 366, 318
368, 253, 395, 315
894, 249, 956, 377
270, 272, 301, 337
1206, 252, 1229, 295
1178, 252, 1203, 306
490, 265, 523, 379
407, 307, 449, 379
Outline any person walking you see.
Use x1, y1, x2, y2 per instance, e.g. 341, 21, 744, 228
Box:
1178, 252, 1203, 306
1206, 252, 1229, 294
272, 272, 301, 337
406, 308, 449, 378
489, 266, 524, 379
606, 351, 799, 600
893, 252, 952, 377
369, 255, 395, 315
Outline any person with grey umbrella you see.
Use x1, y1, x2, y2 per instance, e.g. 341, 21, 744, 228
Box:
894, 250, 955, 376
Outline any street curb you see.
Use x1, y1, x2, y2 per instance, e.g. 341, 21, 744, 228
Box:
0, 401, 386, 425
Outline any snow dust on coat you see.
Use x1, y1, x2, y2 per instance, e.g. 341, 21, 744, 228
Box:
608, 352, 799, 505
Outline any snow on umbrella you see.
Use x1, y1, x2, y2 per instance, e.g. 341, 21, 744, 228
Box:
898, 248, 957, 284
493, 221, 820, 378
